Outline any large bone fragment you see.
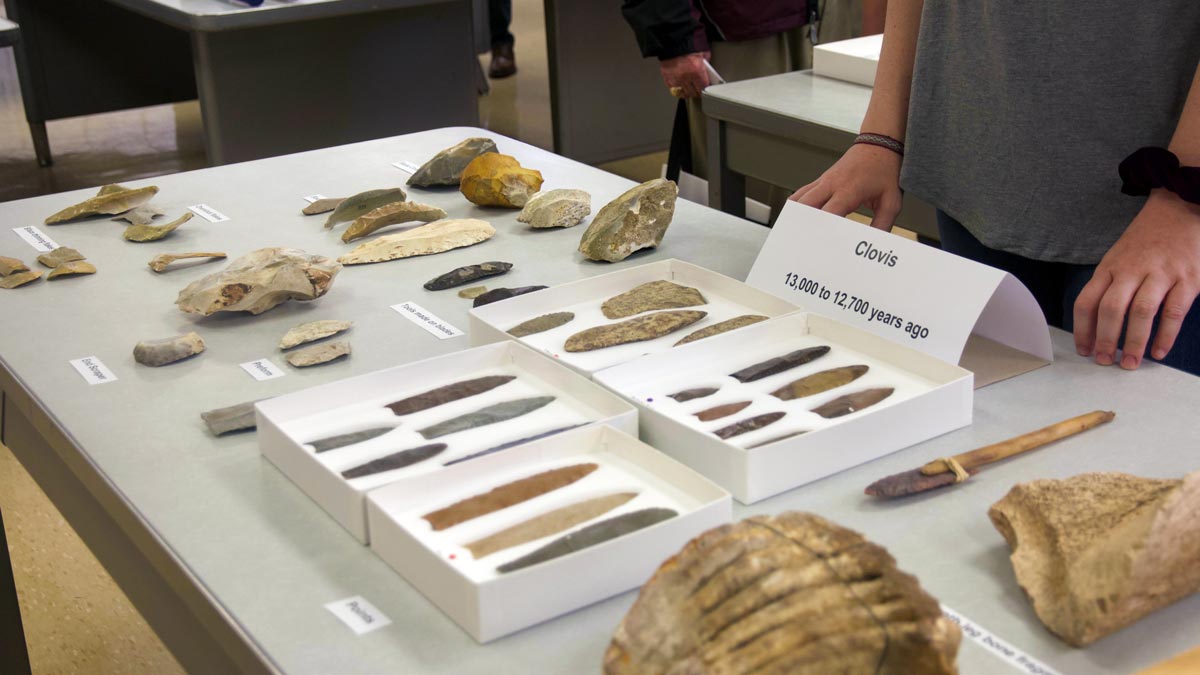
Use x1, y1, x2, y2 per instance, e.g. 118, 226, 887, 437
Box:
988, 471, 1200, 646
175, 247, 341, 315
45, 184, 159, 224
604, 512, 961, 674
148, 252, 227, 273
123, 212, 193, 242
337, 219, 495, 265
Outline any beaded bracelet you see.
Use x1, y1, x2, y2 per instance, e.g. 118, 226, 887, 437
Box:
1120, 147, 1200, 205
854, 133, 905, 157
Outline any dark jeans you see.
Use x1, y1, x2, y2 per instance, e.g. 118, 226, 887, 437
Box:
936, 211, 1200, 375
489, 0, 514, 47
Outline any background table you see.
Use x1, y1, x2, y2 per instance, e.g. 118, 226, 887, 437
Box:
4, 0, 478, 166
1, 127, 1197, 674
704, 70, 940, 241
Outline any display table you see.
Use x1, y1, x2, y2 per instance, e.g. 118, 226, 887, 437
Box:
5, 0, 477, 166
703, 70, 940, 241
1, 128, 1197, 674
0, 17, 17, 47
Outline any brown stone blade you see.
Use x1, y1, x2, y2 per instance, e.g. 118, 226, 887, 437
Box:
507, 312, 575, 337
600, 280, 706, 319
423, 463, 599, 531
466, 492, 638, 559
811, 387, 895, 419
771, 365, 870, 401
496, 507, 677, 573
713, 412, 786, 440
865, 466, 979, 499
564, 310, 707, 352
386, 375, 516, 416
729, 346, 831, 383
694, 401, 752, 422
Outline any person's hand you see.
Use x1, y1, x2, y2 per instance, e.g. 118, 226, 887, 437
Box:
1073, 191, 1200, 368
789, 143, 904, 230
659, 52, 710, 99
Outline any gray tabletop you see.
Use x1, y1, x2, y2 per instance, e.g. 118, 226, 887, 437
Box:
704, 70, 870, 140
107, 0, 456, 32
1, 127, 1197, 674
0, 17, 18, 47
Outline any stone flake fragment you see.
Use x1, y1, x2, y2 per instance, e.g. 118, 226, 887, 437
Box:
604, 512, 961, 674
507, 312, 575, 337
44, 185, 159, 224
694, 401, 751, 422
713, 412, 786, 440
423, 261, 513, 291
423, 462, 598, 531
285, 340, 350, 367
0, 270, 42, 289
37, 247, 85, 268
176, 247, 341, 316
337, 219, 495, 265
668, 387, 718, 402
989, 471, 1200, 646
386, 375, 517, 416
417, 396, 555, 440
472, 285, 547, 308
674, 314, 769, 346
123, 212, 193, 242
148, 252, 227, 273
517, 189, 591, 229
772, 365, 869, 401
309, 426, 393, 453
498, 507, 677, 574
46, 261, 96, 279
810, 388, 894, 419
133, 332, 206, 367
112, 204, 165, 225
458, 286, 488, 299
730, 346, 830, 383
201, 400, 261, 436
323, 188, 407, 229
341, 201, 448, 243
302, 198, 344, 216
408, 137, 498, 187
460, 153, 544, 208
0, 256, 30, 276
564, 310, 706, 353
341, 444, 447, 479
578, 179, 678, 262
467, 492, 637, 559
601, 280, 706, 319
278, 320, 353, 350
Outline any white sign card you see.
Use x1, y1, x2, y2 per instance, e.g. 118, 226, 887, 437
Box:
941, 606, 1061, 675
13, 225, 59, 252
69, 356, 118, 385
240, 359, 286, 381
393, 160, 420, 174
303, 194, 327, 203
188, 204, 231, 223
747, 202, 1052, 368
324, 596, 392, 636
392, 301, 464, 339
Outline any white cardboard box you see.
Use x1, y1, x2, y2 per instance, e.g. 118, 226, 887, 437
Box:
813, 34, 882, 87
594, 312, 973, 503
468, 259, 799, 378
256, 341, 638, 543
366, 424, 732, 642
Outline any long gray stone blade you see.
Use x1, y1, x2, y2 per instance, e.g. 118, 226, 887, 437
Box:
309, 427, 394, 453
386, 375, 517, 416
417, 396, 556, 440
341, 443, 447, 479
443, 424, 585, 466
496, 507, 678, 574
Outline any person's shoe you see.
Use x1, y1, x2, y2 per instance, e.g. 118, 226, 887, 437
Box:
489, 44, 517, 79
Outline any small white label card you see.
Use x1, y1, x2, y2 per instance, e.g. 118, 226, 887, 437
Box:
303, 194, 326, 203
392, 160, 420, 174
239, 358, 286, 381
69, 356, 118, 385
747, 202, 1052, 366
324, 596, 392, 636
392, 301, 464, 339
13, 225, 60, 252
188, 204, 231, 223
941, 606, 1061, 675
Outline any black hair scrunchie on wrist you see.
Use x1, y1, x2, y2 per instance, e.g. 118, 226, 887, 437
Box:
1119, 146, 1200, 204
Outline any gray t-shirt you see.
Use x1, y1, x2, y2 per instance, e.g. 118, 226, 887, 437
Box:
900, 2, 1200, 264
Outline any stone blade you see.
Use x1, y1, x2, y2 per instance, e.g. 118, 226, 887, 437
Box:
408, 137, 498, 187
148, 252, 227, 273
284, 340, 350, 367
771, 365, 870, 401
37, 247, 85, 268
0, 256, 30, 276
864, 467, 966, 499
443, 424, 585, 467
201, 400, 262, 436
386, 375, 517, 416
578, 178, 678, 262
302, 197, 344, 215
694, 401, 751, 422
472, 285, 547, 307
507, 312, 575, 337
668, 387, 719, 402
322, 187, 407, 229
467, 492, 638, 559
278, 320, 353, 350
123, 212, 193, 242
417, 396, 555, 440
0, 270, 42, 289
713, 412, 786, 440
342, 201, 447, 243
423, 261, 513, 290
308, 427, 394, 453
133, 332, 206, 367
496, 507, 677, 573
337, 219, 495, 265
340, 443, 447, 479
810, 388, 895, 419
674, 314, 769, 346
423, 462, 599, 531
564, 310, 707, 352
600, 280, 706, 319
729, 346, 831, 383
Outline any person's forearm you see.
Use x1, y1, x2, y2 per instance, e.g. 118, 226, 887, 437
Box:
1167, 65, 1200, 164
862, 0, 888, 35
860, 0, 923, 140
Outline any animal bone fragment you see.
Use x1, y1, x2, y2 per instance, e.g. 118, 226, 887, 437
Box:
285, 340, 350, 367
564, 310, 707, 352
46, 261, 96, 279
578, 179, 678, 262
0, 256, 31, 276
0, 270, 42, 289
422, 463, 598, 530
176, 247, 341, 315
44, 185, 159, 224
148, 252, 227, 273
323, 188, 407, 229
601, 280, 706, 319
112, 204, 165, 225
133, 332, 206, 367
341, 201, 448, 243
460, 153, 543, 208
201, 400, 262, 436
337, 219, 495, 265
408, 137, 498, 187
517, 189, 591, 229
123, 212, 193, 242
37, 247, 85, 268
278, 320, 353, 350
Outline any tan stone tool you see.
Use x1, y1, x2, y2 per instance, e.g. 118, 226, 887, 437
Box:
865, 410, 1115, 499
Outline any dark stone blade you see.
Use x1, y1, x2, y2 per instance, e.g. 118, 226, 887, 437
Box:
746, 430, 809, 449
811, 388, 895, 419
443, 424, 585, 466
417, 396, 556, 440
508, 312, 575, 337
668, 387, 719, 402
713, 412, 786, 440
694, 401, 752, 422
423, 462, 599, 530
308, 427, 394, 453
423, 261, 513, 291
201, 399, 262, 436
386, 375, 517, 416
865, 466, 975, 498
496, 507, 678, 574
729, 346, 831, 383
341, 443, 447, 479
472, 285, 548, 307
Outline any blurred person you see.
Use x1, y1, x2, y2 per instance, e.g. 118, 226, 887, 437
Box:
489, 0, 516, 79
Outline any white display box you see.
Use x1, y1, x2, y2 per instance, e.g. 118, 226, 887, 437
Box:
256, 341, 638, 544
468, 259, 799, 378
813, 34, 882, 87
594, 312, 973, 503
366, 424, 732, 642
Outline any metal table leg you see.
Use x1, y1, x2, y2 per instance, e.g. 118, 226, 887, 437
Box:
706, 117, 746, 218
0, 503, 33, 675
